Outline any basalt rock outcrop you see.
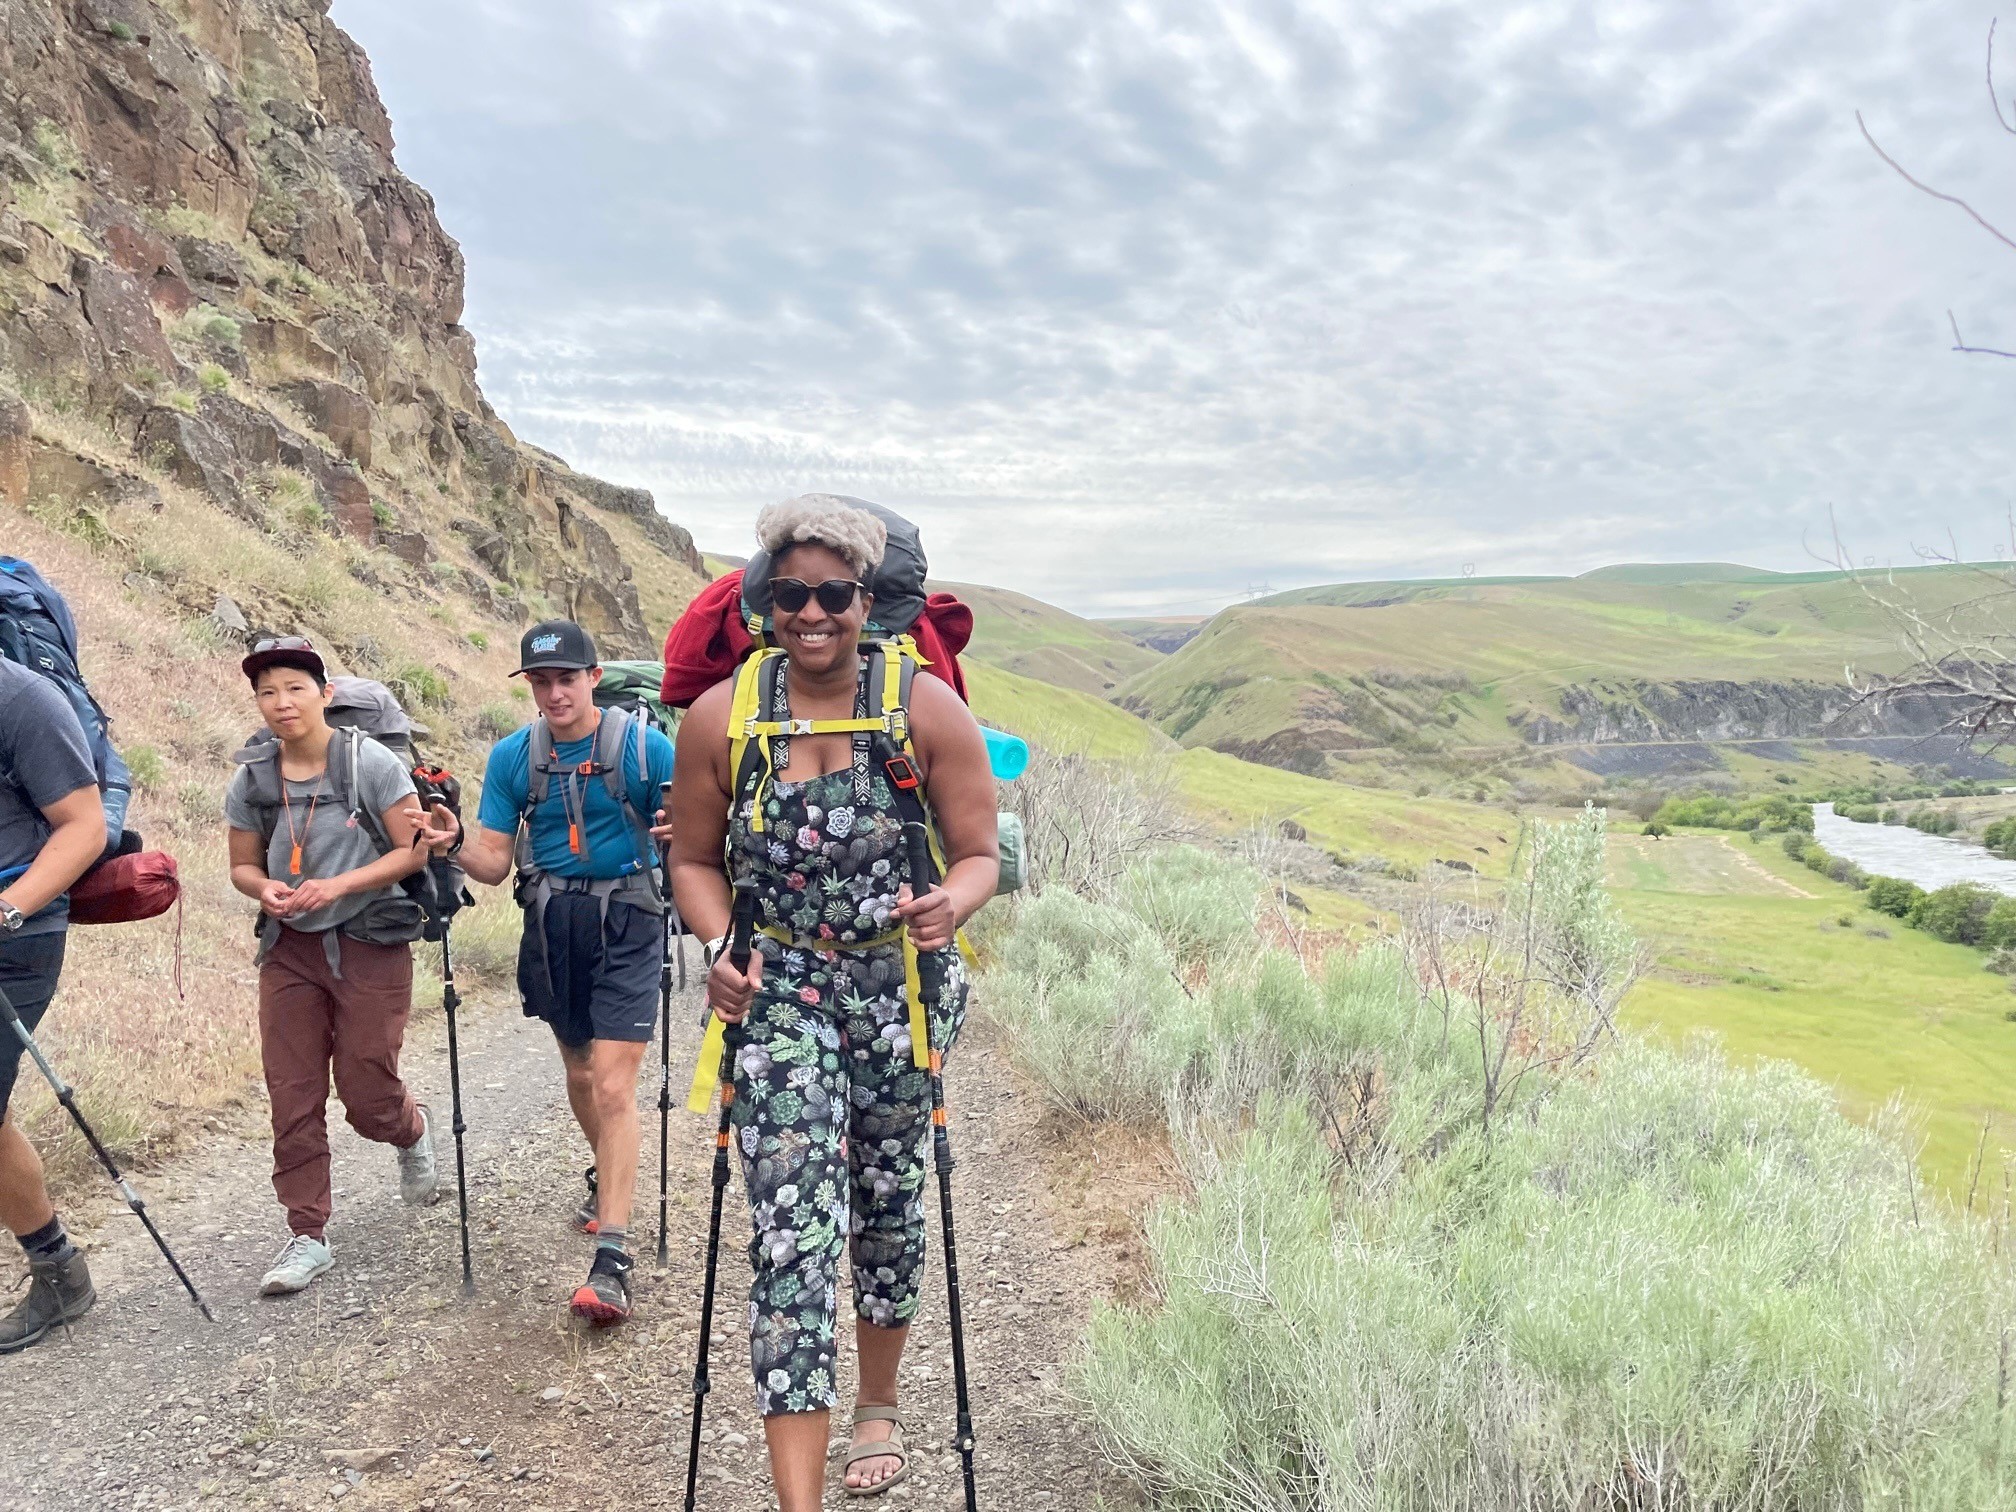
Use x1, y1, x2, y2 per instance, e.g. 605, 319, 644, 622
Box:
1509, 679, 1951, 746
0, 0, 702, 653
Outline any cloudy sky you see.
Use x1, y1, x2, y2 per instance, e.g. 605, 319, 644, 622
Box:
333, 0, 2015, 617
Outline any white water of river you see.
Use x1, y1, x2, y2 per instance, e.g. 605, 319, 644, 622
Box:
1810, 804, 2016, 896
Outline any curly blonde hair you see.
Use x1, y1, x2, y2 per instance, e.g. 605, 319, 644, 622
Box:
755, 494, 888, 580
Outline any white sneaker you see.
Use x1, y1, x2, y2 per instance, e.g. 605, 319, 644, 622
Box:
398, 1105, 441, 1207
259, 1234, 333, 1296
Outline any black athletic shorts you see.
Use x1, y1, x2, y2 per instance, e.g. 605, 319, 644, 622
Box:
517, 894, 661, 1048
0, 931, 66, 1121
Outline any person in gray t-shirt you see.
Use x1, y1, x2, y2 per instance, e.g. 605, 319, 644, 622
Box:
223, 716, 419, 937
223, 637, 441, 1299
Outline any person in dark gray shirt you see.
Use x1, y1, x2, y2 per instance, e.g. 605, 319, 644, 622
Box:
0, 658, 108, 1352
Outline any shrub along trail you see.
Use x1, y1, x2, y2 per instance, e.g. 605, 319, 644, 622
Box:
0, 973, 1131, 1510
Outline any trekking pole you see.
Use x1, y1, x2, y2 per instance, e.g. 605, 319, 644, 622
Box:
684, 882, 755, 1512
0, 983, 214, 1322
441, 929, 475, 1297
904, 823, 979, 1511
657, 781, 678, 1269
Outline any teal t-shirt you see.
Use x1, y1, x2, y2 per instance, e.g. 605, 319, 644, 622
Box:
477, 715, 675, 879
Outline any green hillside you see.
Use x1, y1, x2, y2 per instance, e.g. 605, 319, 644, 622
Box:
939, 579, 1162, 695
1117, 564, 2007, 786
967, 656, 1509, 869
967, 663, 1173, 758
1576, 561, 1767, 584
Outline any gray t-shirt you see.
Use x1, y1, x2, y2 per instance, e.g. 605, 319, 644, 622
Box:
224, 733, 418, 936
0, 660, 100, 937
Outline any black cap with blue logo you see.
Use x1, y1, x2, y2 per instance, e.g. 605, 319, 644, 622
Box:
514, 619, 598, 675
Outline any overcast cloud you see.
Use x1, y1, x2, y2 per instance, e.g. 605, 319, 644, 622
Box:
332, 0, 2016, 616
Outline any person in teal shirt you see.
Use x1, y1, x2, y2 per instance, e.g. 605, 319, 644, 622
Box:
430, 619, 674, 1326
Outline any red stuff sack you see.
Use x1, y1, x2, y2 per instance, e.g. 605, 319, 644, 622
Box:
67, 850, 180, 925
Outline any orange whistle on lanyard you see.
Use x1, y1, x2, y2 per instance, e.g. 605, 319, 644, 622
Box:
568, 822, 582, 855
289, 843, 303, 877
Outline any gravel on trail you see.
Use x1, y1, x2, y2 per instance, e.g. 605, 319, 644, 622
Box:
0, 967, 1137, 1510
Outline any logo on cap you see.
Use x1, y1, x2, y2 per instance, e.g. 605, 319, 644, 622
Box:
531, 633, 562, 654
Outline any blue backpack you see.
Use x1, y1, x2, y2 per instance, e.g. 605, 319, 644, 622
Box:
0, 557, 132, 853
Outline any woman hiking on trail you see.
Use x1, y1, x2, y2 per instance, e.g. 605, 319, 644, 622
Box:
224, 637, 440, 1298
667, 497, 1000, 1504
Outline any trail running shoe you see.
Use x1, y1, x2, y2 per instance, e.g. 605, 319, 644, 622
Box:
572, 1166, 599, 1234
0, 1247, 94, 1353
259, 1234, 333, 1296
570, 1247, 633, 1325
398, 1104, 441, 1207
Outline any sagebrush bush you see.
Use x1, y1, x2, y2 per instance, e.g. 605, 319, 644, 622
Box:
988, 811, 2016, 1509
1085, 1045, 2016, 1509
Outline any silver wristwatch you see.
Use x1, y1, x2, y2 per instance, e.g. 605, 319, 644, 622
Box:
0, 900, 24, 933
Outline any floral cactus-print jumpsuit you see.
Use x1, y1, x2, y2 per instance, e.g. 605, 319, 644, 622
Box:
727, 669, 969, 1417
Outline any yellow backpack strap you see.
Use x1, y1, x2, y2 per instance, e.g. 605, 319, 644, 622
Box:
725, 650, 784, 834
904, 931, 929, 1070
686, 1014, 729, 1113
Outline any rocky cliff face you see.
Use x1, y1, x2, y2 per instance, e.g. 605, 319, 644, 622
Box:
0, 0, 700, 653
1510, 679, 1951, 746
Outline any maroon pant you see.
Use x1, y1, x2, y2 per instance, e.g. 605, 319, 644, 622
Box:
258, 929, 424, 1238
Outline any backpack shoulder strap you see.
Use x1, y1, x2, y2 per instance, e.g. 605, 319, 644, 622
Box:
526, 717, 556, 807
335, 729, 397, 854
593, 706, 657, 882
231, 739, 286, 844
727, 650, 785, 834
593, 705, 632, 809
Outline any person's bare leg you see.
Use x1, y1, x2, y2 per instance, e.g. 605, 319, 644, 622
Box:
763, 1409, 831, 1512
846, 1319, 911, 1489
587, 1038, 648, 1233
0, 1112, 55, 1238
557, 1037, 599, 1149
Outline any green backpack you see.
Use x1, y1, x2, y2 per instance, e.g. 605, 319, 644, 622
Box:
595, 661, 679, 737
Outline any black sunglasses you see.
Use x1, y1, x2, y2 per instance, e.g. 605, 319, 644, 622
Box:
769, 577, 864, 615
251, 634, 317, 655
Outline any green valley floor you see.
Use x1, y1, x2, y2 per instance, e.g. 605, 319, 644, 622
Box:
1611, 829, 2016, 1195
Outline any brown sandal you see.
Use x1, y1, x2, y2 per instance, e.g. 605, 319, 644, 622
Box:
842, 1404, 910, 1498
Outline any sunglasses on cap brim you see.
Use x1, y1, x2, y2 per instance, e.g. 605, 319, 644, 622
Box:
251, 635, 317, 656
769, 577, 865, 615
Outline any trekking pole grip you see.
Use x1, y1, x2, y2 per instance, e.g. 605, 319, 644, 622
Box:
903, 822, 936, 900
728, 880, 755, 973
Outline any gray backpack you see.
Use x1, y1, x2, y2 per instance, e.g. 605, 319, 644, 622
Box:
233, 677, 469, 945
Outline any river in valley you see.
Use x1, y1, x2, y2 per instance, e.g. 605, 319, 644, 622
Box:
1810, 803, 2016, 896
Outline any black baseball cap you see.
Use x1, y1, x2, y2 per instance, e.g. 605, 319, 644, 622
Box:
514, 619, 598, 675
242, 634, 328, 685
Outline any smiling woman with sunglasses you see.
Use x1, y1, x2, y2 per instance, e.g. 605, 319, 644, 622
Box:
667, 496, 999, 1506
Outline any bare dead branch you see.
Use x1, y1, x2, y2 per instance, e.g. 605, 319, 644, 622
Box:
1858, 109, 2016, 256
1949, 310, 2016, 359
1992, 20, 2016, 135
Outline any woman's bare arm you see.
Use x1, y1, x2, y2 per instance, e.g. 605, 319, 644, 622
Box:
902, 672, 1000, 939
668, 679, 737, 945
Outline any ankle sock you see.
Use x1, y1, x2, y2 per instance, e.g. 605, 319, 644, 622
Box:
596, 1225, 629, 1256
19, 1216, 71, 1263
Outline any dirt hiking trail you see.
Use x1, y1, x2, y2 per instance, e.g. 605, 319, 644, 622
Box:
0, 971, 1138, 1510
